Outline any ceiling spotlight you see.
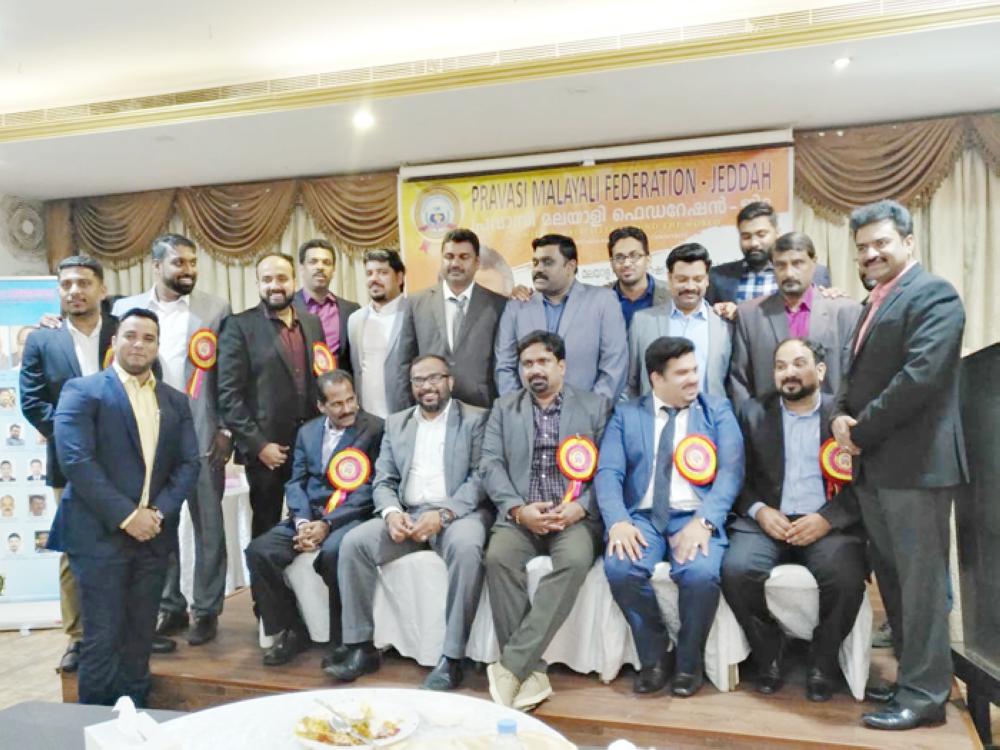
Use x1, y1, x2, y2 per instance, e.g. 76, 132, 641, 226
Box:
833, 57, 851, 70
353, 110, 375, 131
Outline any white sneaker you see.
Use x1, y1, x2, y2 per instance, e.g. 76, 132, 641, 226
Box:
513, 671, 552, 711
487, 661, 521, 707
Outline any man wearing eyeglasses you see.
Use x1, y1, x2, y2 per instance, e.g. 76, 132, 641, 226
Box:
606, 226, 671, 328
330, 355, 490, 691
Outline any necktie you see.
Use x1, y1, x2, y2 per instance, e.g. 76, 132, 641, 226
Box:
450, 296, 467, 347
650, 406, 678, 533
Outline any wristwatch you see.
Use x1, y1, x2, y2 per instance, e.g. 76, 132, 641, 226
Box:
698, 517, 715, 532
439, 509, 456, 528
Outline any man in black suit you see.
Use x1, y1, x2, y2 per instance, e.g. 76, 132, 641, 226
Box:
722, 338, 866, 702
218, 253, 327, 538
293, 239, 360, 373
19, 255, 117, 674
245, 370, 383, 668
832, 199, 967, 731
399, 228, 507, 408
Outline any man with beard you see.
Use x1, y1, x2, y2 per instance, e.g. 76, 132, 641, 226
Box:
20, 255, 117, 673
113, 234, 232, 647
482, 331, 611, 710
605, 226, 671, 328
627, 243, 732, 399
495, 234, 627, 401
50, 309, 200, 706
346, 249, 410, 418
728, 231, 861, 410
218, 253, 326, 538
244, 370, 383, 668
722, 338, 865, 701
707, 202, 831, 319
399, 228, 507, 408
331, 355, 489, 691
293, 239, 359, 373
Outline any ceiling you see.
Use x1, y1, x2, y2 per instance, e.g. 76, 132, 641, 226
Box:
0, 3, 998, 200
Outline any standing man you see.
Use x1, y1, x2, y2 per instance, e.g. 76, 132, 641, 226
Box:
399, 228, 507, 408
244, 370, 383, 668
707, 202, 831, 318
331, 356, 489, 691
627, 243, 731, 399
293, 239, 360, 373
596, 337, 743, 698
728, 231, 861, 410
113, 233, 232, 647
606, 226, 670, 328
495, 235, 627, 401
49, 309, 200, 707
218, 253, 327, 538
482, 331, 611, 710
20, 255, 117, 674
347, 249, 410, 418
722, 338, 866, 702
833, 200, 967, 731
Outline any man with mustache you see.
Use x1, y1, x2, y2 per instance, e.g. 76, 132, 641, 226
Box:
722, 338, 865, 702
293, 239, 360, 373
833, 200, 967, 731
399, 228, 507, 408
331, 355, 489, 690
346, 249, 411, 418
244, 370, 382, 669
707, 202, 831, 320
482, 331, 612, 710
627, 243, 732, 399
114, 233, 233, 647
728, 231, 861, 409
218, 253, 326, 539
495, 234, 628, 401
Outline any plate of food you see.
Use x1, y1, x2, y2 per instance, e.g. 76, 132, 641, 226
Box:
294, 699, 419, 749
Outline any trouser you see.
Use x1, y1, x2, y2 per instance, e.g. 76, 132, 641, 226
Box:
245, 459, 294, 539
721, 518, 866, 675
485, 519, 601, 681
54, 487, 82, 642
340, 508, 489, 659
159, 456, 227, 617
604, 510, 724, 674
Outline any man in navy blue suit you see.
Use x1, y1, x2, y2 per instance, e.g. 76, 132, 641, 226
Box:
595, 336, 744, 697
244, 370, 383, 668
50, 309, 200, 707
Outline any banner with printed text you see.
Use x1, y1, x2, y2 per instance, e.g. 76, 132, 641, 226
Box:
400, 145, 792, 294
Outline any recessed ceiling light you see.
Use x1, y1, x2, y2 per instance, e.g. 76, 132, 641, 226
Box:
833, 57, 852, 70
353, 110, 375, 131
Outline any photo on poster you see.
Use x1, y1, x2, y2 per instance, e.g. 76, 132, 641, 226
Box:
34, 530, 51, 554
6, 530, 23, 556
0, 458, 15, 482
25, 457, 46, 483
0, 386, 16, 411
0, 493, 14, 519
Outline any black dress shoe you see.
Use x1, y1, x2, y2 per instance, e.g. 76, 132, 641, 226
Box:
671, 671, 703, 698
186, 615, 218, 646
150, 635, 177, 654
422, 656, 464, 691
756, 658, 783, 695
321, 644, 351, 669
806, 667, 834, 702
862, 703, 946, 730
864, 681, 897, 703
262, 629, 308, 666
634, 656, 670, 694
325, 645, 381, 682
155, 610, 189, 637
57, 641, 81, 674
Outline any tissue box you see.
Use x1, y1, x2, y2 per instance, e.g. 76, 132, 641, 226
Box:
84, 712, 182, 750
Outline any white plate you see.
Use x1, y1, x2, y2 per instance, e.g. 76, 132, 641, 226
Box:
294, 699, 419, 749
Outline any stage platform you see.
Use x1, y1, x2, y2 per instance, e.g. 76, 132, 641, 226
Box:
61, 589, 982, 750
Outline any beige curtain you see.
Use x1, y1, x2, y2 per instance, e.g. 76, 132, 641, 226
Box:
300, 173, 399, 251
73, 190, 175, 268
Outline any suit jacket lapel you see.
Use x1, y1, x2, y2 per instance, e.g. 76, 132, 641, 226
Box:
454, 284, 486, 350
396, 408, 419, 493
526, 295, 547, 334
325, 422, 358, 476
259, 303, 298, 380
55, 325, 82, 378
639, 393, 655, 493
853, 271, 914, 360
109, 370, 143, 457
557, 281, 584, 338
762, 295, 789, 349
444, 402, 462, 495
428, 287, 450, 355
763, 400, 785, 489
807, 293, 832, 340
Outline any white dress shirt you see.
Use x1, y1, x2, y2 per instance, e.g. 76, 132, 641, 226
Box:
443, 281, 474, 350
359, 295, 403, 419
65, 319, 101, 376
637, 395, 698, 512
147, 290, 191, 391
383, 400, 451, 517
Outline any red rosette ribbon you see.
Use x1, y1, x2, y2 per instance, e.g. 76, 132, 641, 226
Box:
673, 434, 718, 486
324, 447, 372, 514
820, 437, 853, 500
312, 342, 337, 377
185, 328, 218, 399
557, 435, 599, 504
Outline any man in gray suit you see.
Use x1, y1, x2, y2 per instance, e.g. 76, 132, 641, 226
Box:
728, 232, 862, 410
628, 243, 732, 399
347, 249, 410, 418
482, 331, 612, 710
606, 226, 671, 328
113, 233, 232, 648
399, 228, 507, 408
495, 234, 627, 401
330, 355, 489, 691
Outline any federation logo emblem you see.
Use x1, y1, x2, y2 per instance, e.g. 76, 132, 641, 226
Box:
413, 186, 460, 252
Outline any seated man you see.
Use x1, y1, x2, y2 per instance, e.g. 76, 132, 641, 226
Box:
721, 338, 866, 701
595, 336, 743, 697
482, 331, 612, 710
330, 355, 489, 690
244, 370, 383, 667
